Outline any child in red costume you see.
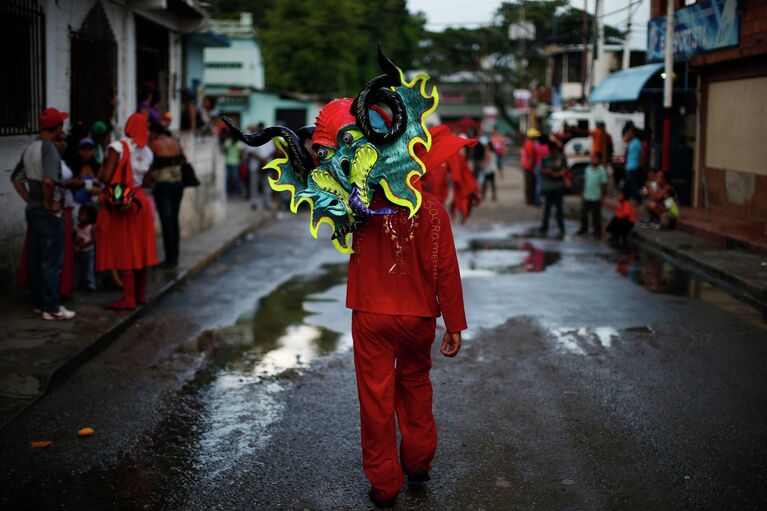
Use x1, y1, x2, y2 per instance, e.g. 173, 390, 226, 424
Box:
347, 189, 466, 506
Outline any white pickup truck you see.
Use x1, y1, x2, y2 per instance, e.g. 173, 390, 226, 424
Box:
547, 109, 644, 193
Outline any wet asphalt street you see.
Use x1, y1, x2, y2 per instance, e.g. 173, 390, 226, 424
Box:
1, 181, 766, 510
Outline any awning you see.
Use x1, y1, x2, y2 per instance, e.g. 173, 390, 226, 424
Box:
588, 63, 664, 103
187, 30, 230, 48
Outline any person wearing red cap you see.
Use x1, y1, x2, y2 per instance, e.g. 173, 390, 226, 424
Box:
95, 112, 158, 310
11, 108, 76, 320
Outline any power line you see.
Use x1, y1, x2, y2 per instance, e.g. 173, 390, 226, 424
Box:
597, 0, 644, 19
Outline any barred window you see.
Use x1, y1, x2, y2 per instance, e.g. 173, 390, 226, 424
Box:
0, 0, 46, 136
205, 62, 244, 70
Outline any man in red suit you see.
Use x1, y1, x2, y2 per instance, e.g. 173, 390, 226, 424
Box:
346, 185, 466, 507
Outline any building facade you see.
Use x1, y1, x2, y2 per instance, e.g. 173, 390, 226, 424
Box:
0, 0, 227, 286
203, 13, 320, 130
689, 0, 767, 222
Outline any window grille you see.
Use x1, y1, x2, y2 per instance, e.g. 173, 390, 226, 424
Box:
0, 0, 46, 136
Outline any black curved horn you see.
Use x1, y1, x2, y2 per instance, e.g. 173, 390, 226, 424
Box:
351, 45, 408, 145
296, 125, 316, 144
222, 116, 314, 182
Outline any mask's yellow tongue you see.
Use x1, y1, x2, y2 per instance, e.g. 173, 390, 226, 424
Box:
350, 144, 378, 206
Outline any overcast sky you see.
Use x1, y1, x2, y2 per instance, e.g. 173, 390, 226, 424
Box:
408, 0, 650, 49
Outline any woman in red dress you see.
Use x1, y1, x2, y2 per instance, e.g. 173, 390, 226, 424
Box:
95, 113, 158, 310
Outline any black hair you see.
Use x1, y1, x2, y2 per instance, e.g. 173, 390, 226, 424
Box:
149, 121, 170, 137
150, 88, 161, 105
79, 203, 98, 224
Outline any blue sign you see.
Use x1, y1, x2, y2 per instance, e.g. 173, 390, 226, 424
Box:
647, 0, 739, 62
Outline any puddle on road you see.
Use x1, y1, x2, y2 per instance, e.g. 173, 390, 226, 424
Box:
549, 326, 621, 356
607, 251, 766, 327
84, 263, 352, 500
463, 239, 561, 274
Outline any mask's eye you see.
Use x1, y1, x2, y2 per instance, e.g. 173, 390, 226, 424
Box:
316, 147, 334, 160
342, 129, 363, 146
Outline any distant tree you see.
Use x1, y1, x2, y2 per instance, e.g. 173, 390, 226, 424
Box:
205, 0, 425, 97
416, 0, 624, 129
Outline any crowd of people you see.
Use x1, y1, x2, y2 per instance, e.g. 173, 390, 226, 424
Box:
11, 94, 198, 320
518, 121, 679, 245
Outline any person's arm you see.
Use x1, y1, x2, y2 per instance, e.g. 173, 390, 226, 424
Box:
600, 167, 608, 200
436, 206, 467, 357
40, 141, 61, 211
99, 148, 119, 185
540, 159, 554, 176
10, 158, 30, 202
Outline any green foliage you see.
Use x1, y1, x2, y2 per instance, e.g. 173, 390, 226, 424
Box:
419, 0, 624, 85
205, 0, 425, 97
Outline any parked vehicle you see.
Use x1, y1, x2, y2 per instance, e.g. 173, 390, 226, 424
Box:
547, 109, 644, 194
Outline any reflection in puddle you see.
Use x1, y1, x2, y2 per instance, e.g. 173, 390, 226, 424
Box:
610, 251, 766, 326
191, 263, 350, 467
463, 239, 561, 274
91, 263, 352, 495
550, 326, 620, 355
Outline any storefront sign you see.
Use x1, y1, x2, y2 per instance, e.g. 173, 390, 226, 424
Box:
647, 0, 739, 62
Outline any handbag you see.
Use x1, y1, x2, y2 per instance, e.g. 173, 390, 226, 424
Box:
105, 141, 141, 212
181, 161, 200, 187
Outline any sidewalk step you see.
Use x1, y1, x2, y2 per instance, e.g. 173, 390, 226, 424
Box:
0, 202, 272, 428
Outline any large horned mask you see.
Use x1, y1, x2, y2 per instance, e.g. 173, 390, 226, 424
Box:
223, 46, 438, 254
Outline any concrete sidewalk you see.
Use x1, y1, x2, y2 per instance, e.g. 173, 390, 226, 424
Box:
0, 201, 273, 427
630, 225, 767, 312
598, 193, 767, 312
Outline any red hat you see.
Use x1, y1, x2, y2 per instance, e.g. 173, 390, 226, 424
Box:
39, 108, 68, 130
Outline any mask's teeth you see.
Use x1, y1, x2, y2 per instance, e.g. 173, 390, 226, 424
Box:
350, 145, 378, 206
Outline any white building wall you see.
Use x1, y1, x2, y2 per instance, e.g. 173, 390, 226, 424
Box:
0, 0, 226, 286
204, 39, 265, 88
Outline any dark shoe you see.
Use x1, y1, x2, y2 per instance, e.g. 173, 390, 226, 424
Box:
368, 488, 395, 508
406, 470, 431, 483
576, 228, 587, 235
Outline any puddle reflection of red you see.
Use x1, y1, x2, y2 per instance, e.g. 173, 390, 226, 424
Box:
521, 242, 546, 272
615, 252, 635, 277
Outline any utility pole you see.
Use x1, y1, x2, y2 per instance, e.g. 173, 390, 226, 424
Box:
518, 0, 530, 130
594, 0, 606, 86
519, 0, 526, 89
661, 0, 675, 173
580, 0, 588, 101
622, 0, 634, 70
663, 0, 674, 108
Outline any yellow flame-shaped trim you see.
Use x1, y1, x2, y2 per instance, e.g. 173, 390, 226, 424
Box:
377, 67, 439, 218
264, 139, 354, 254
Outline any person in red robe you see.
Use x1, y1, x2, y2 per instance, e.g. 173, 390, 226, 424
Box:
95, 113, 158, 310
417, 125, 479, 223
347, 129, 471, 507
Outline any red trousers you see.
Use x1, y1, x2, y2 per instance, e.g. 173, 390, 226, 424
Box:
352, 311, 438, 500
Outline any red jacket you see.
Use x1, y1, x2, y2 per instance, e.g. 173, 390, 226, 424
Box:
346, 193, 467, 332
615, 198, 637, 223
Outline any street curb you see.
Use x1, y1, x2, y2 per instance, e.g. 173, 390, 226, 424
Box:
1, 211, 274, 430
630, 229, 767, 312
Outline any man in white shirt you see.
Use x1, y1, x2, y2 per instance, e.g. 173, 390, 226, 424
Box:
11, 108, 76, 320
